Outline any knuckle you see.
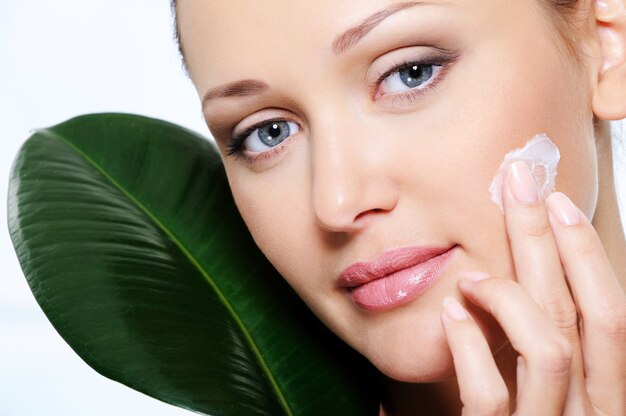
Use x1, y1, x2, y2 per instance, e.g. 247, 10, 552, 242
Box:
464, 385, 509, 415
567, 226, 603, 259
541, 296, 579, 332
589, 303, 626, 339
473, 390, 509, 415
518, 211, 552, 238
533, 336, 573, 376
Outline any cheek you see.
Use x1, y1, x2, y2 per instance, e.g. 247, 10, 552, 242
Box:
553, 129, 598, 219
390, 25, 598, 275
227, 161, 354, 340
225, 154, 324, 300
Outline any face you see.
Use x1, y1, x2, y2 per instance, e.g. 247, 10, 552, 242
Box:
178, 0, 599, 381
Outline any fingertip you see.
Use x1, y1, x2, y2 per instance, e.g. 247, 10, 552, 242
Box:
507, 161, 539, 204
546, 192, 581, 226
442, 297, 470, 321
459, 270, 490, 284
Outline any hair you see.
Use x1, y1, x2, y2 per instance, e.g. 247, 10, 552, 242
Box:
541, 0, 588, 63
170, 0, 187, 74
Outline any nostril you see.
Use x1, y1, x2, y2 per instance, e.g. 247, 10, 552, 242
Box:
354, 208, 387, 222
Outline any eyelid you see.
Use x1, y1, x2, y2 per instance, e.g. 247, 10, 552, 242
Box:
368, 47, 458, 85
370, 50, 459, 105
228, 117, 302, 158
377, 63, 444, 99
229, 117, 282, 154
375, 58, 445, 89
229, 107, 300, 145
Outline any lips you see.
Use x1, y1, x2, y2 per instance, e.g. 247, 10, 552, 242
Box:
338, 245, 457, 311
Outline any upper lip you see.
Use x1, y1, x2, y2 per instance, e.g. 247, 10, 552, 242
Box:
338, 245, 455, 288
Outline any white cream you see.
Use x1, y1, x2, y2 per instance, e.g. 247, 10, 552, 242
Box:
489, 134, 560, 212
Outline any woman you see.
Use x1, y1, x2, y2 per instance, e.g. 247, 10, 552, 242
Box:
173, 0, 626, 414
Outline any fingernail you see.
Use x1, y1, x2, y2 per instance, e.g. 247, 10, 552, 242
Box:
442, 297, 469, 321
459, 270, 490, 282
507, 161, 539, 203
547, 192, 581, 225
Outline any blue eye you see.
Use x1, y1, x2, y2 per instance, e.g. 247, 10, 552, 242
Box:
238, 120, 300, 153
379, 63, 443, 95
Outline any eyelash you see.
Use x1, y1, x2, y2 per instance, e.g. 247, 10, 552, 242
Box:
227, 54, 456, 160
372, 54, 455, 104
226, 117, 288, 157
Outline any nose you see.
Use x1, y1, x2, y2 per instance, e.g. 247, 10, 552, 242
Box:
311, 121, 399, 233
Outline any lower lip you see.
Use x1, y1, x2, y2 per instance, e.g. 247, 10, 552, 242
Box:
350, 246, 457, 311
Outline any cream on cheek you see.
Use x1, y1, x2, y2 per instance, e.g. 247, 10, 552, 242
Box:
489, 134, 561, 212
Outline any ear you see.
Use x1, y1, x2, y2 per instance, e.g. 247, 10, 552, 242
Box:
592, 0, 626, 120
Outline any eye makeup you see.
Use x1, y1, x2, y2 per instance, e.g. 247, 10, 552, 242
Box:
223, 26, 461, 165
226, 51, 458, 163
227, 117, 296, 156
368, 47, 460, 106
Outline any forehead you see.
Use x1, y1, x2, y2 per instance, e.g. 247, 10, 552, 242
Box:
179, 1, 453, 74
177, 0, 541, 92
178, 0, 404, 48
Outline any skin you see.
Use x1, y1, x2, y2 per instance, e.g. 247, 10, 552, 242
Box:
177, 0, 626, 414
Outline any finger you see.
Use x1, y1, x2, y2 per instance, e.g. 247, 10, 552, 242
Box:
546, 192, 626, 413
460, 273, 572, 416
502, 161, 578, 337
440, 297, 509, 416
503, 162, 589, 413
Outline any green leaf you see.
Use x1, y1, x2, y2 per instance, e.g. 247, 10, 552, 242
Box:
8, 113, 380, 416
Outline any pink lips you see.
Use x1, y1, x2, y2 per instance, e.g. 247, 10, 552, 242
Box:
338, 245, 457, 311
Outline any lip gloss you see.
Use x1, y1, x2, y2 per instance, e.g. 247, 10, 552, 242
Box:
339, 246, 457, 311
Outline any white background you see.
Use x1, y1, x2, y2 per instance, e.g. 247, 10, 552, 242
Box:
1, 1, 205, 415
1, 1, 625, 415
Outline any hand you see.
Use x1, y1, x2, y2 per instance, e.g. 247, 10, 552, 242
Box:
440, 160, 626, 415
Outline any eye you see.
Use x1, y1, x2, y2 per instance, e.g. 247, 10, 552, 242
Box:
233, 120, 300, 154
378, 63, 443, 96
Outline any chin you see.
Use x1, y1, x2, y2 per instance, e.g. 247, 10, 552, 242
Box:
359, 314, 458, 383
366, 310, 508, 383
371, 336, 455, 383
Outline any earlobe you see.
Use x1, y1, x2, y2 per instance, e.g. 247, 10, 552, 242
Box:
592, 0, 626, 120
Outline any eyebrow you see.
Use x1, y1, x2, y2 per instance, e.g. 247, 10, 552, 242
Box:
332, 1, 432, 55
202, 1, 439, 109
202, 79, 268, 108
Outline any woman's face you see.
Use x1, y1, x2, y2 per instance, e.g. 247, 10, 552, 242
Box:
178, 0, 599, 381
